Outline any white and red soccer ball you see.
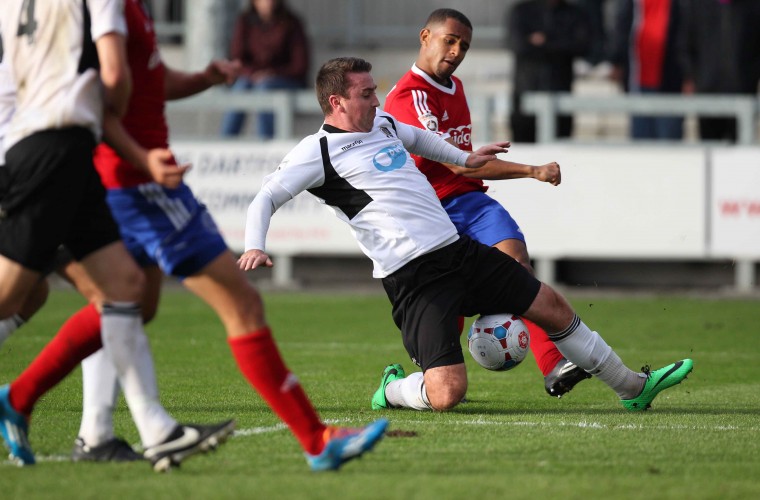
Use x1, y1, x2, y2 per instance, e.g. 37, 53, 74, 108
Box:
467, 313, 530, 371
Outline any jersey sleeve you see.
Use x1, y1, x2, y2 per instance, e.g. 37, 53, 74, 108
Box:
244, 137, 325, 251
89, 0, 127, 41
267, 138, 326, 196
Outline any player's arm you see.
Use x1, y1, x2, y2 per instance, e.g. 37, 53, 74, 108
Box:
102, 113, 189, 188
443, 154, 561, 186
239, 178, 296, 271
164, 59, 241, 100
239, 150, 324, 271
96, 32, 131, 117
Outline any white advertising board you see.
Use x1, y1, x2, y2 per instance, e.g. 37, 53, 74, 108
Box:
177, 142, 734, 260
176, 141, 358, 254
709, 148, 760, 258
482, 145, 707, 258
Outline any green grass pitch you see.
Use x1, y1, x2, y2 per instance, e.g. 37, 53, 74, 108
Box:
1, 288, 759, 499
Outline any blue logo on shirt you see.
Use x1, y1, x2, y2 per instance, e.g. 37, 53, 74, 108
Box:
372, 145, 407, 172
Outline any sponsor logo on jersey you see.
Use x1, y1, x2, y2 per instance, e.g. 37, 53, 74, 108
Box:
341, 139, 363, 152
380, 127, 393, 139
373, 144, 407, 172
445, 124, 472, 146
418, 112, 439, 132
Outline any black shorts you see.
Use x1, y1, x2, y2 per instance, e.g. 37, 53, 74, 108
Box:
381, 236, 541, 371
0, 127, 121, 272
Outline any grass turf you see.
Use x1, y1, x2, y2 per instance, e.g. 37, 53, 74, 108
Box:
1, 289, 759, 499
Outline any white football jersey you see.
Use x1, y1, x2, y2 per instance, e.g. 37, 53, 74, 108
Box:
0, 60, 14, 166
0, 0, 126, 150
247, 110, 465, 278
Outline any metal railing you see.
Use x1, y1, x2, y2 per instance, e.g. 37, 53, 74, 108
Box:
168, 89, 760, 145
522, 92, 759, 144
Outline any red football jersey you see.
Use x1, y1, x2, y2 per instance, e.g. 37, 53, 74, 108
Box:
384, 64, 485, 201
94, 0, 169, 189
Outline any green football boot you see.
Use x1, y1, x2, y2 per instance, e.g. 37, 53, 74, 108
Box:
371, 364, 406, 410
621, 359, 693, 411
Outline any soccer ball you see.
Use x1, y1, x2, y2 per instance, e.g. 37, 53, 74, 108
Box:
467, 313, 530, 371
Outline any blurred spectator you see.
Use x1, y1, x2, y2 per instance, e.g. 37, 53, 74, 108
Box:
507, 0, 592, 142
220, 0, 310, 139
679, 0, 760, 143
610, 0, 684, 140
577, 0, 611, 66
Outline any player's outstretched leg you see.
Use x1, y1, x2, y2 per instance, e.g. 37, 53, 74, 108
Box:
620, 359, 694, 411
305, 418, 388, 471
143, 420, 236, 472
371, 364, 406, 409
544, 358, 592, 398
0, 384, 34, 466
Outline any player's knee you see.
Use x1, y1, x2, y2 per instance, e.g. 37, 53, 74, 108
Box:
106, 265, 146, 303
427, 381, 467, 411
124, 267, 146, 299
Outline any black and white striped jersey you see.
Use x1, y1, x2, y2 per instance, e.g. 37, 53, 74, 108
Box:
245, 109, 471, 278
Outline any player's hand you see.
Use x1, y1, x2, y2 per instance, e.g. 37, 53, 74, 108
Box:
465, 142, 511, 169
238, 249, 274, 271
147, 148, 191, 189
533, 162, 561, 186
205, 59, 242, 86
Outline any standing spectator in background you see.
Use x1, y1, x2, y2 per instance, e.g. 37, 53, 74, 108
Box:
577, 0, 611, 67
220, 0, 310, 139
507, 0, 592, 143
610, 0, 684, 140
679, 0, 760, 143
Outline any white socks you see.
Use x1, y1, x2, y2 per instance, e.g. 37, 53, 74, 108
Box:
100, 303, 176, 448
78, 349, 120, 446
0, 314, 24, 347
385, 371, 433, 411
550, 315, 645, 400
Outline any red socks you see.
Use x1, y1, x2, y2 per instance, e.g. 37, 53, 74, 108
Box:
10, 304, 102, 416
228, 327, 327, 455
524, 318, 564, 377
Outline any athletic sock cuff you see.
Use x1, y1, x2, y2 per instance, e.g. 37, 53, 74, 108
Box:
227, 326, 273, 348
548, 314, 580, 342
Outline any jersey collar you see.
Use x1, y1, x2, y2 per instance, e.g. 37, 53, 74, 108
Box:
411, 64, 457, 95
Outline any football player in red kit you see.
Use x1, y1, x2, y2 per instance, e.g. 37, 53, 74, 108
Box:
383, 8, 590, 398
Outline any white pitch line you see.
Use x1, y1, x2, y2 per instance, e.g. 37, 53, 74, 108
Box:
229, 417, 760, 437
389, 418, 760, 433
6, 417, 757, 466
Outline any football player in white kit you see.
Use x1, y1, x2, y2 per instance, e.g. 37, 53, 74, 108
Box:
0, 0, 234, 469
239, 57, 694, 414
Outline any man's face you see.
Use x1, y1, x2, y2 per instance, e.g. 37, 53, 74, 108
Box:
339, 72, 380, 132
419, 18, 472, 82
